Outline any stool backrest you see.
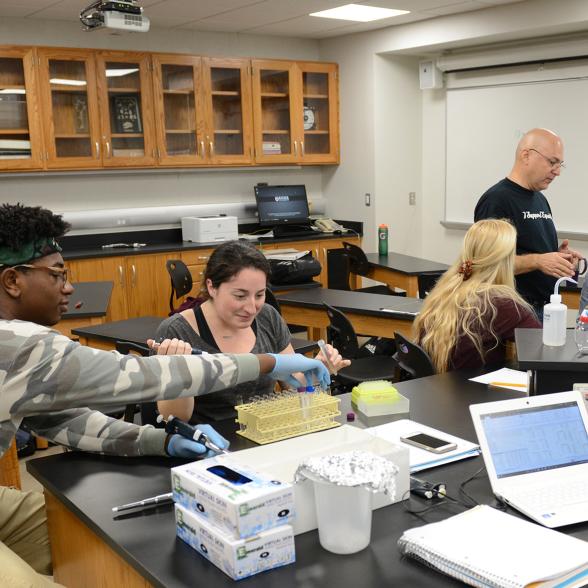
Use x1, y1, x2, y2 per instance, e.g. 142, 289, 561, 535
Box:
166, 259, 193, 313
342, 241, 370, 277
393, 332, 435, 379
323, 303, 360, 358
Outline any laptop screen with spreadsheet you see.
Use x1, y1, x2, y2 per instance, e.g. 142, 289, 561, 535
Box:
480, 402, 588, 479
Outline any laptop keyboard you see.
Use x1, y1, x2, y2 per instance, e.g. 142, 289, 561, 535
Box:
512, 480, 588, 510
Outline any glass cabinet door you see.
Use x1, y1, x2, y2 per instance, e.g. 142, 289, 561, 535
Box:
96, 52, 155, 166
252, 60, 298, 163
37, 50, 101, 168
300, 64, 338, 162
152, 55, 203, 165
0, 49, 43, 170
203, 58, 253, 164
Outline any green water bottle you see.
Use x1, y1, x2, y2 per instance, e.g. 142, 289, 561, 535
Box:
378, 224, 388, 256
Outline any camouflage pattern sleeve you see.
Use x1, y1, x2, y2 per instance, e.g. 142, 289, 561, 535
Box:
0, 320, 260, 457
21, 410, 169, 457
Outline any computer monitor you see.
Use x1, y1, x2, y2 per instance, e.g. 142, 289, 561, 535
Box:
254, 185, 311, 231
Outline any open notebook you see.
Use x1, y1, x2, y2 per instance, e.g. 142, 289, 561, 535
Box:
398, 505, 588, 588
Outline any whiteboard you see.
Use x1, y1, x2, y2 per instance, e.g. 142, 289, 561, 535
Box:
445, 78, 588, 233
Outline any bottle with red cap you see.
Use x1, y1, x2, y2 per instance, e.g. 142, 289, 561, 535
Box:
378, 224, 388, 256
575, 309, 588, 355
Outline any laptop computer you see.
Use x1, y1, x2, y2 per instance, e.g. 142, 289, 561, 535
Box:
470, 391, 588, 528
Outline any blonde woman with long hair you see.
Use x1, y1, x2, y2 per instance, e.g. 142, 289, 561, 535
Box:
413, 219, 540, 373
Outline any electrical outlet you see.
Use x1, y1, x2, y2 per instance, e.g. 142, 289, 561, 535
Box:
365, 193, 371, 206
409, 192, 416, 206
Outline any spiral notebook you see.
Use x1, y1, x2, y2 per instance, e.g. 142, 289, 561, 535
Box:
398, 505, 588, 588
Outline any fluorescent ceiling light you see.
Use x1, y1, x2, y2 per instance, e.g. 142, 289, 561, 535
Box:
310, 3, 409, 22
49, 78, 87, 86
0, 88, 26, 94
105, 68, 139, 78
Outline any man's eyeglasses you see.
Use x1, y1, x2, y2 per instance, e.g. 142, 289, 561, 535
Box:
528, 148, 565, 169
11, 264, 69, 285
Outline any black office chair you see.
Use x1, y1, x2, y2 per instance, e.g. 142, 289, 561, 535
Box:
340, 241, 405, 296
417, 271, 444, 299
166, 259, 193, 314
115, 340, 161, 427
264, 287, 282, 314
324, 303, 397, 389
393, 332, 435, 380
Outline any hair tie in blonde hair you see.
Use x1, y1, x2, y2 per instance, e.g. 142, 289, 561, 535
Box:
458, 260, 473, 280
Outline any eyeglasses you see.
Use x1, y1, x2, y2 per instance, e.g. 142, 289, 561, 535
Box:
11, 264, 70, 285
528, 148, 565, 169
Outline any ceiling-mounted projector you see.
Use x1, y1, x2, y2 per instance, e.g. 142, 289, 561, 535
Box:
80, 0, 150, 32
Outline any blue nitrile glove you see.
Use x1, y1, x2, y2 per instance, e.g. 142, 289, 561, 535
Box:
268, 353, 331, 389
166, 425, 229, 459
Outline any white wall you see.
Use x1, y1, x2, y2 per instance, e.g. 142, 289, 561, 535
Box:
0, 17, 323, 218
320, 0, 588, 262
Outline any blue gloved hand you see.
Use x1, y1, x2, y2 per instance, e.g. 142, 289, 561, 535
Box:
166, 424, 229, 459
268, 353, 331, 389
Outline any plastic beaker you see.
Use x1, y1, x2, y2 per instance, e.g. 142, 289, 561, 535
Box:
311, 475, 373, 554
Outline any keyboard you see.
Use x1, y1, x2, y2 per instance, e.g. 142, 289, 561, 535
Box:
512, 480, 588, 510
273, 228, 319, 239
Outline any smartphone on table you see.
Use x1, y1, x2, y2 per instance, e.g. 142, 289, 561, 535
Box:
399, 432, 457, 454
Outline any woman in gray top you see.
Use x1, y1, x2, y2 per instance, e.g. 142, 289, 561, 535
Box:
155, 240, 349, 422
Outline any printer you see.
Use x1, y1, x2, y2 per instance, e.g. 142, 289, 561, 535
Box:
181, 215, 238, 243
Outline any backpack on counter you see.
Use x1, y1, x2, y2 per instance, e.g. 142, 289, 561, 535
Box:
268, 255, 322, 285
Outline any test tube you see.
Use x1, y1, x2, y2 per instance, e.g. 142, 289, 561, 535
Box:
317, 339, 335, 394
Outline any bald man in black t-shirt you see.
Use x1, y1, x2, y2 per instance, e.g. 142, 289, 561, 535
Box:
475, 128, 582, 316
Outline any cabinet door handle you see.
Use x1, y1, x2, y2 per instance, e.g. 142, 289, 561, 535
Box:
131, 264, 136, 285
95, 142, 100, 159
118, 265, 124, 287
200, 141, 204, 157
106, 141, 111, 158
209, 141, 214, 157
301, 141, 305, 157
294, 140, 298, 156
197, 256, 209, 261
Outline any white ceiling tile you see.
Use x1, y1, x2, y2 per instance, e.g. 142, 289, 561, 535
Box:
31, 0, 96, 19
480, 0, 524, 4
0, 0, 63, 17
144, 0, 264, 19
420, 0, 489, 16
192, 0, 340, 28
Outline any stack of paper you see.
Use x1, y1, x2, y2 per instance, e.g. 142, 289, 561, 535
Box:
367, 419, 480, 472
0, 139, 31, 159
469, 368, 528, 392
264, 249, 309, 261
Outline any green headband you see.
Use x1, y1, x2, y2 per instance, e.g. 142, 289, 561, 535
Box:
0, 237, 62, 267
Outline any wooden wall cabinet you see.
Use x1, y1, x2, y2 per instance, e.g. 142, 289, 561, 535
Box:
252, 60, 339, 165
201, 57, 253, 165
151, 53, 205, 166
0, 45, 338, 171
37, 48, 101, 169
36, 49, 157, 168
95, 51, 157, 167
0, 46, 44, 170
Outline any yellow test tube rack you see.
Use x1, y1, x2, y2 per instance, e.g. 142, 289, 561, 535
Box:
235, 392, 341, 445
